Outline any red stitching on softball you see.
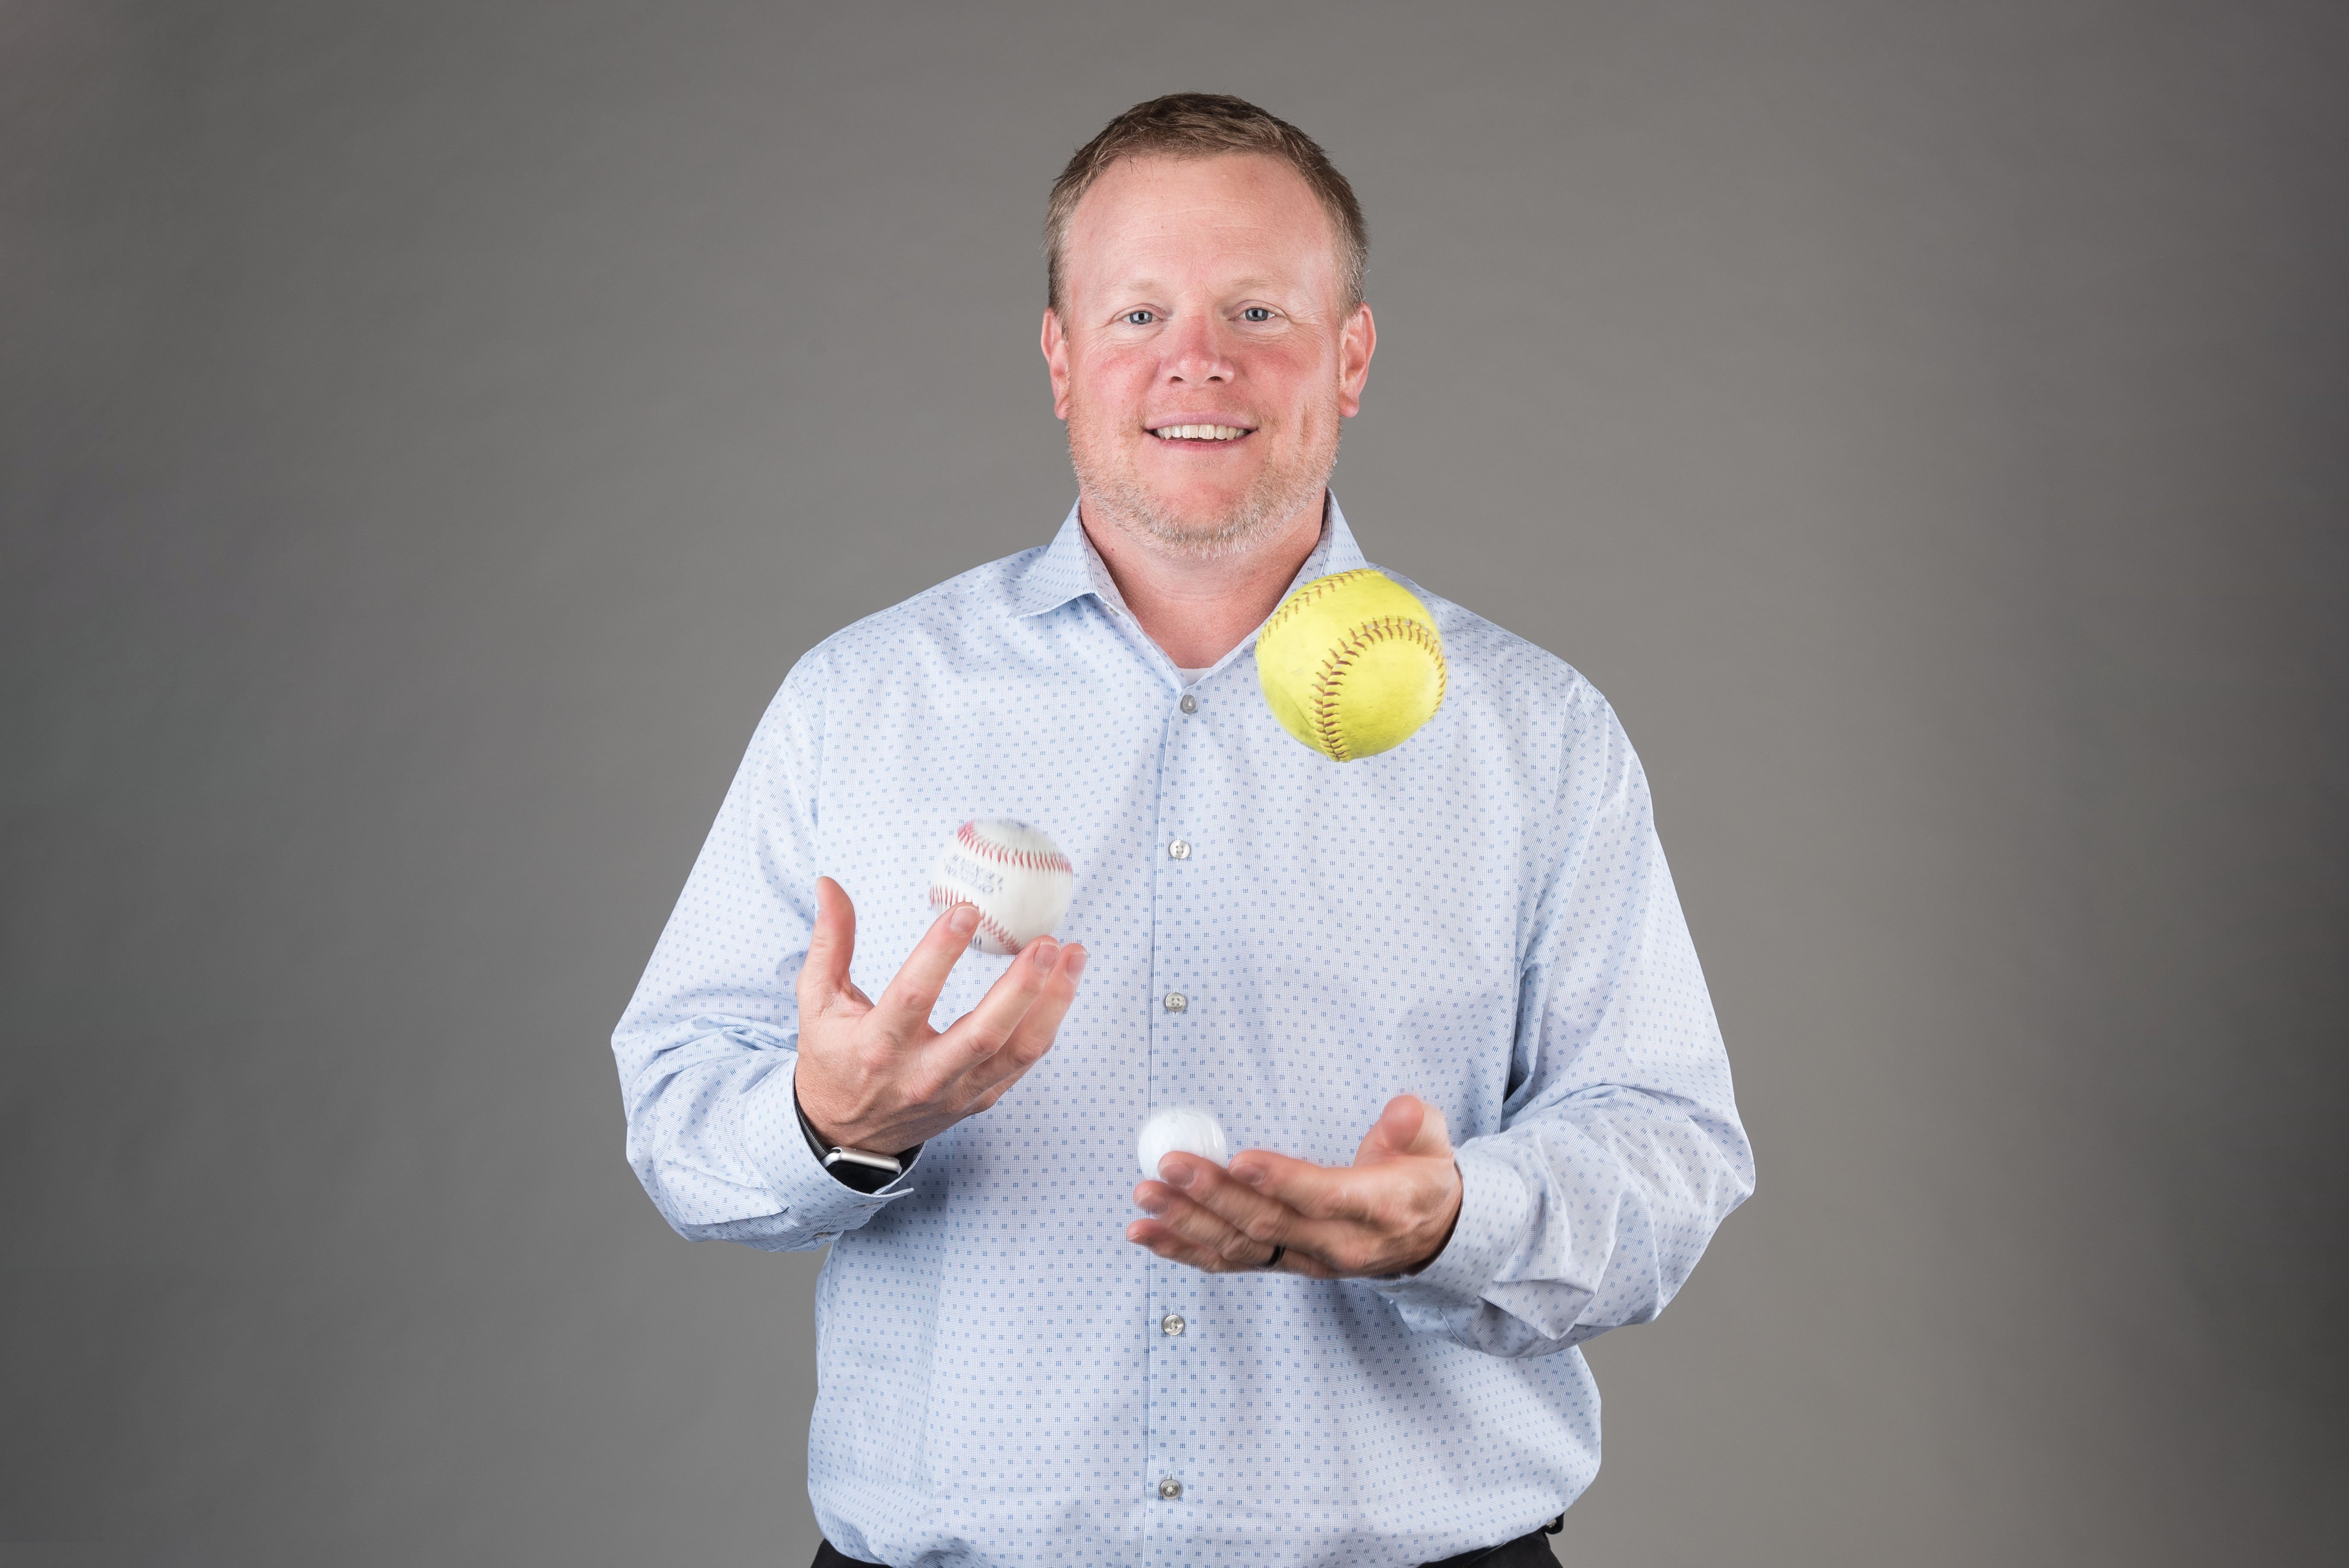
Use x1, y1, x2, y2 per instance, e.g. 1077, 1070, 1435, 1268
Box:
1308, 616, 1446, 761
1263, 567, 1385, 643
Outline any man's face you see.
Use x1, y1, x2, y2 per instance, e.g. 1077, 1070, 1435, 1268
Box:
1045, 153, 1375, 558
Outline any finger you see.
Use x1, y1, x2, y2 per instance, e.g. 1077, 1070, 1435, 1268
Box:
1154, 1155, 1306, 1244
1224, 1149, 1391, 1227
1157, 1159, 1382, 1273
1143, 1221, 1333, 1278
798, 877, 860, 1013
1137, 1169, 1333, 1271
1129, 1187, 1342, 1278
1124, 1215, 1246, 1273
867, 901, 985, 1045
1361, 1095, 1452, 1162
929, 933, 1059, 1069
963, 943, 1086, 1099
1126, 1194, 1284, 1273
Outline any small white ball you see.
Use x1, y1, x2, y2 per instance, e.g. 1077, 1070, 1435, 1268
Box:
1137, 1106, 1230, 1181
929, 819, 1075, 957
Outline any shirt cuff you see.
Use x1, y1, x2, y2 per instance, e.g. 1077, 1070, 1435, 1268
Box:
793, 1078, 924, 1193
1367, 1140, 1533, 1311
728, 1057, 922, 1242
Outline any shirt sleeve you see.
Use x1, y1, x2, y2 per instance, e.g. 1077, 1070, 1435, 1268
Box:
1368, 689, 1755, 1357
609, 655, 922, 1251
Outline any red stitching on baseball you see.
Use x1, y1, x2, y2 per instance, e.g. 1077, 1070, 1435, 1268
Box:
927, 888, 1022, 951
955, 821, 1074, 875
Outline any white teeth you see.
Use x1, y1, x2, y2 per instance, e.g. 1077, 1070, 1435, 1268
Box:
1153, 424, 1247, 441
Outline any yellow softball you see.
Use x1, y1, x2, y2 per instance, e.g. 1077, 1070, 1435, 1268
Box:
1255, 568, 1448, 762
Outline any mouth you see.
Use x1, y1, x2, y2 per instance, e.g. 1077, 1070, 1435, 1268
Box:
1146, 422, 1255, 444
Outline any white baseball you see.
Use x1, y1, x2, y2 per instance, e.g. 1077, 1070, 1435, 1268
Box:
928, 819, 1075, 957
1137, 1106, 1230, 1181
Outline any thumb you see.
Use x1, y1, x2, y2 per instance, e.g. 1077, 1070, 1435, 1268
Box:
799, 876, 858, 1010
1360, 1095, 1452, 1165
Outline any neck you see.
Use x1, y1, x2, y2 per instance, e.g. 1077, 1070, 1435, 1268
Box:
1079, 491, 1327, 669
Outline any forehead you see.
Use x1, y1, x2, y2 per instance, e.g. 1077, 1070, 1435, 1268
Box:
1061, 152, 1339, 298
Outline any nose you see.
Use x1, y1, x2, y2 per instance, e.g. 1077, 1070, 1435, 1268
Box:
1164, 311, 1235, 386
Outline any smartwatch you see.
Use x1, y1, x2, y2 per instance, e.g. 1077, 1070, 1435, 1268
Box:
794, 1088, 916, 1194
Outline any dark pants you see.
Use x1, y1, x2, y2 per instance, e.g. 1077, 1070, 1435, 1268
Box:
813, 1520, 1561, 1567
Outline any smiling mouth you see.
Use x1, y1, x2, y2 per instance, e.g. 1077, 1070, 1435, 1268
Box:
1147, 423, 1254, 442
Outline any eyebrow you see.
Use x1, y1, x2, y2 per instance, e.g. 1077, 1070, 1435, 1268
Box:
1104, 272, 1291, 298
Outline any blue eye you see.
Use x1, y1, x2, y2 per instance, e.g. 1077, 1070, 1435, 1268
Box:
1124, 310, 1156, 325
1242, 307, 1273, 322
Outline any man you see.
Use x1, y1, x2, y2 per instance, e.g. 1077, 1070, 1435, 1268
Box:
613, 94, 1752, 1568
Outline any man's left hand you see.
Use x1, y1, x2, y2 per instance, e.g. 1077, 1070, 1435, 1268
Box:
1126, 1095, 1464, 1278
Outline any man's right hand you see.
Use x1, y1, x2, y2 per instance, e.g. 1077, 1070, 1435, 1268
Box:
793, 875, 1087, 1156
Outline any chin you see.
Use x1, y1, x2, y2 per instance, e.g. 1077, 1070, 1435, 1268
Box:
1132, 494, 1308, 560
1070, 422, 1329, 558
1147, 487, 1258, 530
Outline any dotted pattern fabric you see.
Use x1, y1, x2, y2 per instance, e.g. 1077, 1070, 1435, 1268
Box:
611, 498, 1753, 1568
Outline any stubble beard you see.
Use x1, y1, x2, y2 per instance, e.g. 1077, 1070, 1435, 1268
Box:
1068, 403, 1340, 564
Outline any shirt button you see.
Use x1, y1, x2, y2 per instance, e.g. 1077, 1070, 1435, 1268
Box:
1158, 1477, 1184, 1500
1160, 1313, 1186, 1336
1178, 694, 1199, 714
1168, 839, 1191, 860
1162, 991, 1188, 1014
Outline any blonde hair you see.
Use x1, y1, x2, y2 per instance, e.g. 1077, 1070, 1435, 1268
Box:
1045, 93, 1367, 313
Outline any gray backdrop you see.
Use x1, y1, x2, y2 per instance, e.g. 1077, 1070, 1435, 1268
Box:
4, 2, 2343, 1564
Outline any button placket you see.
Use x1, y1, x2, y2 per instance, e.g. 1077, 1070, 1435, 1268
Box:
1151, 679, 1206, 1514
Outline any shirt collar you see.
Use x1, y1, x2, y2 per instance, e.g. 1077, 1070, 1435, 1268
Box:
1009, 492, 1370, 620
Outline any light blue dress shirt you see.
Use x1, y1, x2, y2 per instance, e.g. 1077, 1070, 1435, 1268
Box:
612, 498, 1753, 1568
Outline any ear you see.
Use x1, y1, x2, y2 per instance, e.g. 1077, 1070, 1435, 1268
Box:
1337, 302, 1376, 419
1042, 307, 1073, 422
